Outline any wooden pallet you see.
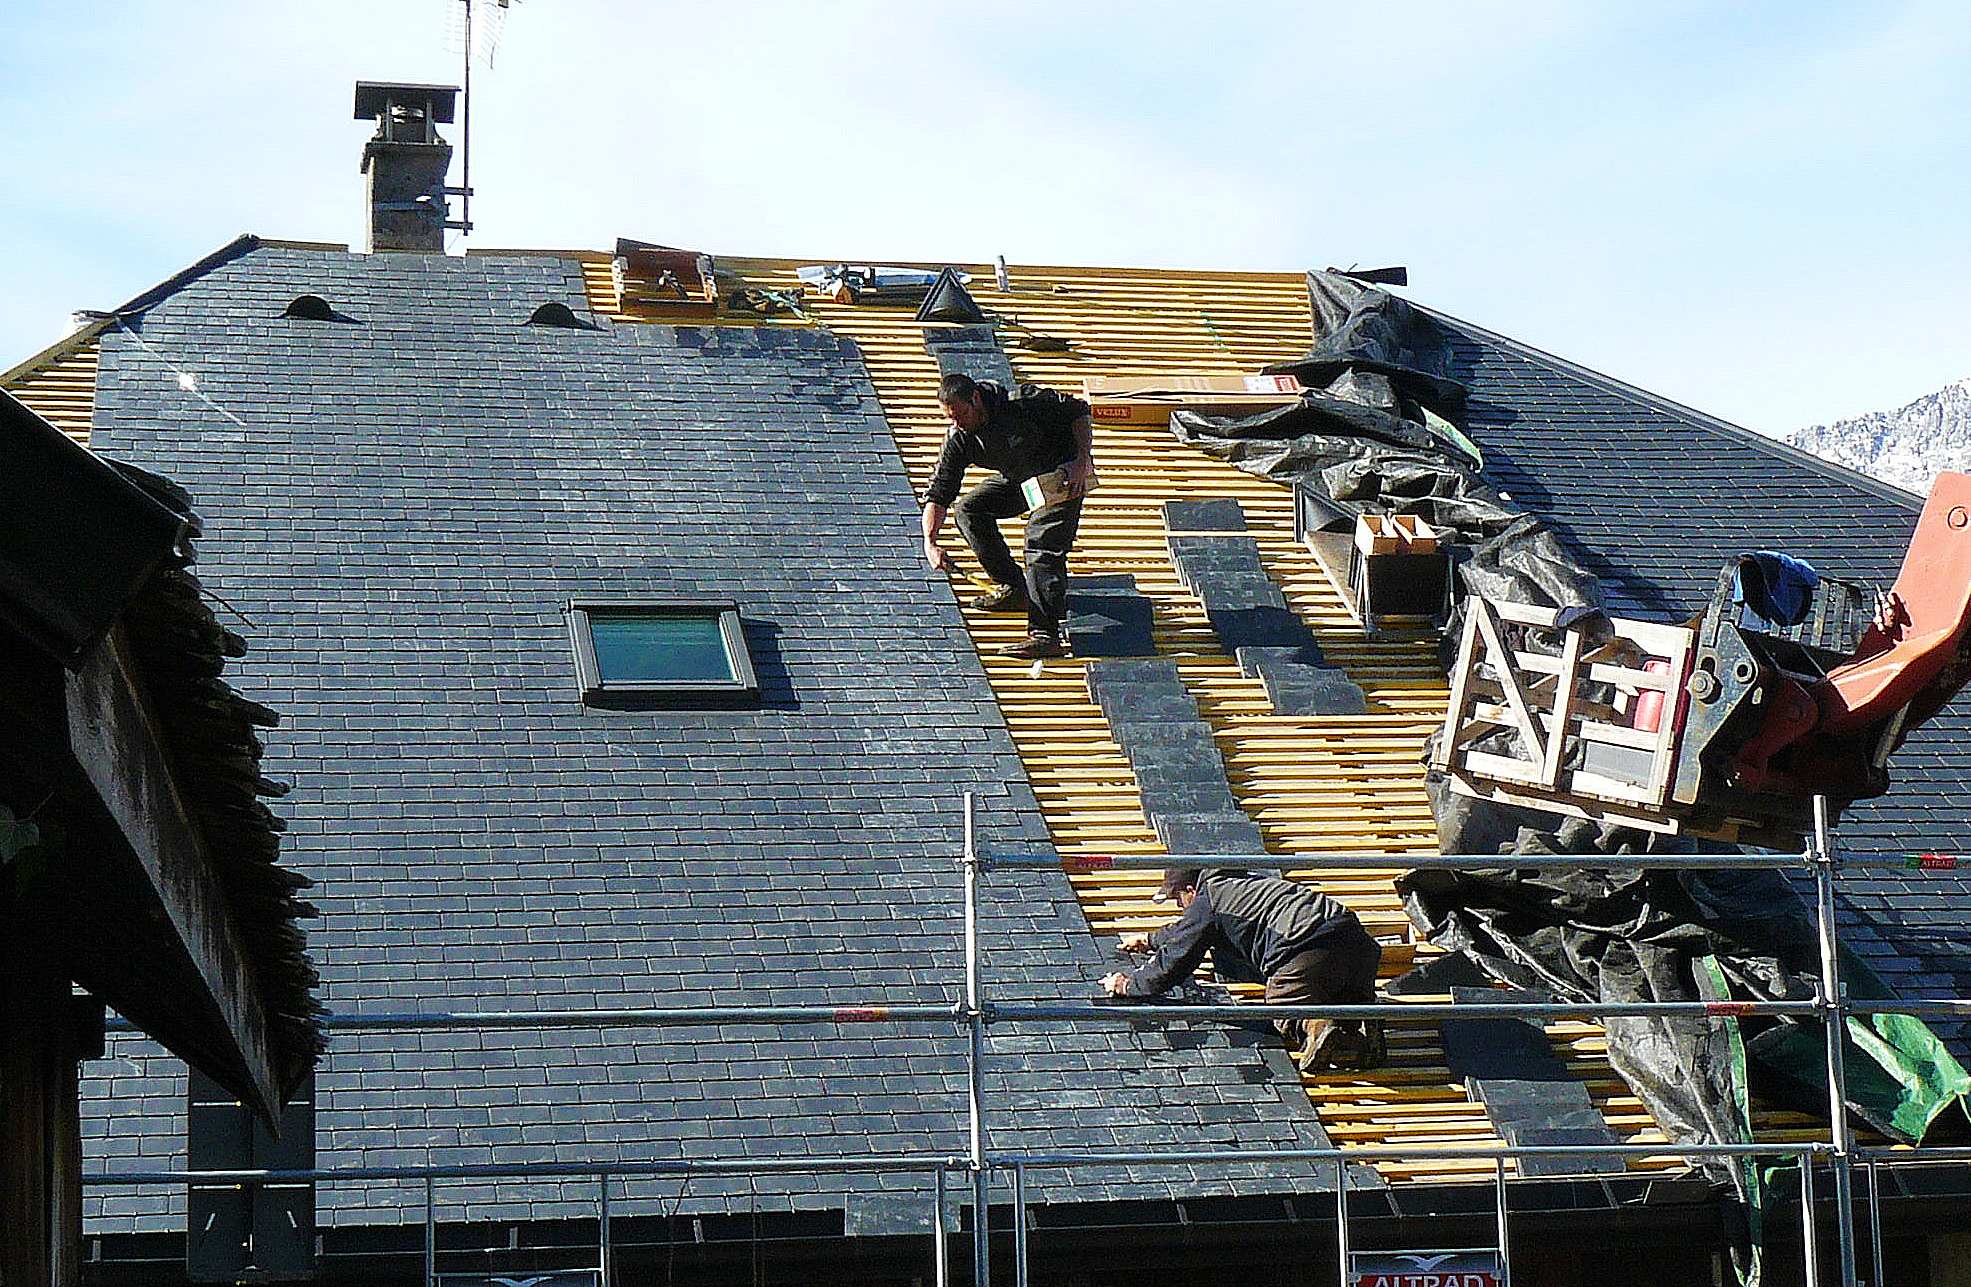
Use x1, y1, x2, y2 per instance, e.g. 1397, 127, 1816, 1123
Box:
1434, 598, 1694, 833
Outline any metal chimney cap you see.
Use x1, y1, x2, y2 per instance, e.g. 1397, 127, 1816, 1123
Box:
353, 82, 459, 124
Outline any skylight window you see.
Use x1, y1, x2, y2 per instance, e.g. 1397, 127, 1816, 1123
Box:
567, 599, 758, 706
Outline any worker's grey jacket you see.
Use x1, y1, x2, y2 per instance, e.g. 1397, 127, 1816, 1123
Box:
924, 382, 1090, 507
1122, 873, 1362, 998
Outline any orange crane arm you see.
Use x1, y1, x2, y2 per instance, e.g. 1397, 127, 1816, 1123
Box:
1817, 471, 1971, 736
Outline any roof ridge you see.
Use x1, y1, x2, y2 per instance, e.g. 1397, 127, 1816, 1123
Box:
5, 235, 282, 384
102, 233, 265, 321
1417, 302, 1925, 514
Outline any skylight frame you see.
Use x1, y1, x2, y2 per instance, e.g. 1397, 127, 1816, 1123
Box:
566, 597, 758, 707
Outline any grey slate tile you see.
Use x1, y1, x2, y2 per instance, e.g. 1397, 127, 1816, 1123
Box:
1162, 499, 1248, 532
1152, 812, 1267, 856
1067, 574, 1156, 658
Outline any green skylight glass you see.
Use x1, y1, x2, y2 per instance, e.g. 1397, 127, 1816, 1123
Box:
589, 612, 736, 685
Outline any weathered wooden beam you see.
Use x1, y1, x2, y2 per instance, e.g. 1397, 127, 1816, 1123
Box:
60, 626, 281, 1120
1, 887, 64, 1286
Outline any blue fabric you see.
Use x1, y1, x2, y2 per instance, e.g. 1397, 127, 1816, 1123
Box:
1736, 550, 1821, 627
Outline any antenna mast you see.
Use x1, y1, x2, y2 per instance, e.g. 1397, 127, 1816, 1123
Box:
459, 0, 473, 235
446, 0, 515, 240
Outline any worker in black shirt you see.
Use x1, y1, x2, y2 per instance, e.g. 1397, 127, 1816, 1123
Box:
922, 373, 1095, 660
1100, 868, 1386, 1072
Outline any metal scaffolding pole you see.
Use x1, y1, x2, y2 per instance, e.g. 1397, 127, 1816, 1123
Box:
424, 1175, 436, 1287
1334, 1163, 1351, 1287
990, 1142, 1825, 1167
935, 1166, 950, 1287
100, 994, 1847, 1039
993, 999, 1822, 1023
1865, 1161, 1884, 1287
1803, 1159, 1821, 1287
963, 792, 991, 1287
1493, 1157, 1512, 1287
88, 1141, 1828, 1193
1812, 796, 1860, 1287
106, 1002, 967, 1033
92, 1155, 964, 1186
598, 1174, 611, 1287
1012, 1162, 1029, 1287
987, 850, 1818, 872
1848, 999, 1971, 1018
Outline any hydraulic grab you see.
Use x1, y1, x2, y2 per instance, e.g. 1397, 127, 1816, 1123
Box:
1434, 472, 1971, 847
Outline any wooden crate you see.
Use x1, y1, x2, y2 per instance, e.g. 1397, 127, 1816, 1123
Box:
1432, 599, 1695, 833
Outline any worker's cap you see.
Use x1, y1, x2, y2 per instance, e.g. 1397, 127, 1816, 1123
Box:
1153, 867, 1204, 903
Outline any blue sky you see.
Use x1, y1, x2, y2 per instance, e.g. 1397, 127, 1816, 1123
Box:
3, 1, 1966, 430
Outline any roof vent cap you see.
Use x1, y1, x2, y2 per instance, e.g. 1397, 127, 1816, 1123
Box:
524, 302, 590, 329
915, 267, 987, 324
281, 294, 338, 321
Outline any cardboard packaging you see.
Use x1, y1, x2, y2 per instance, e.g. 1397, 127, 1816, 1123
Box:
1020, 467, 1096, 513
1354, 513, 1439, 556
1082, 373, 1304, 424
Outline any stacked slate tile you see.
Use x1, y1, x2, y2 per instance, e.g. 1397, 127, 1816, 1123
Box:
1086, 659, 1264, 858
1162, 499, 1367, 715
922, 323, 1015, 387
1440, 987, 1624, 1177
1065, 573, 1156, 658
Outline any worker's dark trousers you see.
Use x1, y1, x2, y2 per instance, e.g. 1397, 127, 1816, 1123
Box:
1264, 924, 1382, 1045
953, 476, 1084, 639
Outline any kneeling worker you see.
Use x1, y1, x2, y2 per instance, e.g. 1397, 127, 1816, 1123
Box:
922, 373, 1095, 660
1101, 868, 1386, 1072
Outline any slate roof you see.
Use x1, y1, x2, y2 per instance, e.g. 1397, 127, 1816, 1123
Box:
76, 246, 1336, 1236
1433, 311, 1971, 1048
50, 241, 1971, 1241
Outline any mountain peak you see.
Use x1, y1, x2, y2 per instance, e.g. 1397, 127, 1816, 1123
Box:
1782, 376, 1971, 493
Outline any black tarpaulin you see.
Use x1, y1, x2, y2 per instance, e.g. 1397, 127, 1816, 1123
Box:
1168, 270, 1598, 621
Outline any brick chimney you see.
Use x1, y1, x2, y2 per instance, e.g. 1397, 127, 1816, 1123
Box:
353, 82, 459, 253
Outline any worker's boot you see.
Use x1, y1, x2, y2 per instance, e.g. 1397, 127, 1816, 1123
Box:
1294, 1019, 1340, 1073
999, 632, 1069, 660
1360, 1019, 1388, 1070
970, 583, 1028, 613
1317, 1023, 1372, 1072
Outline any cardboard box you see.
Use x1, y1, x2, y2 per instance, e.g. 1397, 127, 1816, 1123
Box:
1083, 373, 1304, 425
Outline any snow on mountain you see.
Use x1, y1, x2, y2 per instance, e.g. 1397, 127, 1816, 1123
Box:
1780, 377, 1971, 495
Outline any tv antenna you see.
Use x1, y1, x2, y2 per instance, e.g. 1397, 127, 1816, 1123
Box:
444, 0, 519, 239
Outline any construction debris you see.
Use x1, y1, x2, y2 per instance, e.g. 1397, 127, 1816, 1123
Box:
613, 239, 718, 311
797, 263, 963, 304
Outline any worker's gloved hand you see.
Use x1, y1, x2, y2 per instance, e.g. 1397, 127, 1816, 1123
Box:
1099, 972, 1132, 997
1117, 932, 1150, 953
924, 539, 955, 573
1064, 455, 1097, 494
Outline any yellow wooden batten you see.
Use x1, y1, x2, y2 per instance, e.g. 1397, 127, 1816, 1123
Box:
4, 335, 102, 447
